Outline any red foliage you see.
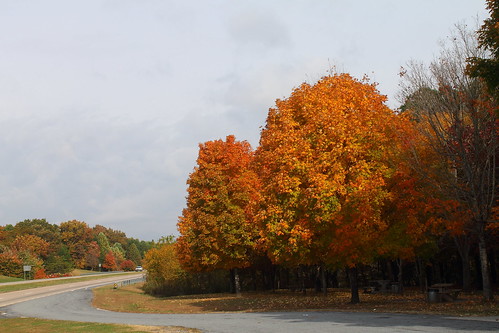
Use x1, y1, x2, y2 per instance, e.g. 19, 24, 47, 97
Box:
46, 273, 71, 278
34, 268, 48, 279
120, 259, 136, 271
102, 251, 118, 271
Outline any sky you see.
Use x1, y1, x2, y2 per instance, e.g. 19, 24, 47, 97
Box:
0, 0, 488, 241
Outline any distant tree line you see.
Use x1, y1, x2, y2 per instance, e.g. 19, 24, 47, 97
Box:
0, 218, 153, 278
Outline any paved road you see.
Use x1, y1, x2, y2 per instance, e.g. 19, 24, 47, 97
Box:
2, 287, 498, 333
0, 271, 136, 287
0, 273, 144, 307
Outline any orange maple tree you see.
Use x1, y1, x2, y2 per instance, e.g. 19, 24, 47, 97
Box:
102, 251, 118, 271
255, 73, 413, 302
60, 220, 93, 268
12, 234, 50, 259
176, 135, 261, 294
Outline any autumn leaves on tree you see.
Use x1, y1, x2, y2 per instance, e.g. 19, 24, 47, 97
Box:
177, 74, 456, 302
176, 12, 498, 303
0, 219, 150, 278
176, 135, 261, 294
255, 75, 408, 302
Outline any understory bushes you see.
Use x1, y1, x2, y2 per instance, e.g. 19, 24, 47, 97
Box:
143, 269, 230, 296
142, 238, 498, 297
142, 241, 230, 296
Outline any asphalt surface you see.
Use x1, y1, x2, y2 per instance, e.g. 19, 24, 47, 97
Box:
2, 286, 498, 333
0, 273, 144, 307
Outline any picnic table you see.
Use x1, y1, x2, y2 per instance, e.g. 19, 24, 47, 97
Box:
364, 280, 392, 293
427, 283, 461, 302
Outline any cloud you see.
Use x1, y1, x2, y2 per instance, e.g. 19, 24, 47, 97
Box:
0, 1, 487, 241
228, 7, 290, 49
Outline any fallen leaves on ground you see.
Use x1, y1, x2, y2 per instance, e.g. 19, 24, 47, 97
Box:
92, 283, 499, 317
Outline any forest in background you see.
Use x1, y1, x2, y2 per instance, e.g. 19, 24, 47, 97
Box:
0, 218, 153, 278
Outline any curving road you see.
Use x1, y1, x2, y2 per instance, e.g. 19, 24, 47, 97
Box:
1, 279, 498, 332
0, 273, 144, 307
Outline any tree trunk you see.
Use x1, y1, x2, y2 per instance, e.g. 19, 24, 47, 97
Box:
462, 251, 472, 292
271, 265, 277, 291
320, 265, 327, 296
431, 259, 442, 284
233, 268, 242, 297
349, 266, 360, 304
396, 258, 404, 294
490, 250, 497, 285
454, 235, 472, 291
386, 260, 394, 281
478, 232, 493, 301
300, 266, 306, 294
416, 257, 427, 293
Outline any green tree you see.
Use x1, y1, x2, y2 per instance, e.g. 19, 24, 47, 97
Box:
112, 243, 125, 266
127, 238, 154, 258
467, 0, 499, 98
96, 232, 111, 263
126, 243, 142, 265
44, 246, 74, 274
93, 225, 127, 246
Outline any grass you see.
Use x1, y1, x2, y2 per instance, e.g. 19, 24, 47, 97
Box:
70, 269, 95, 276
0, 272, 140, 293
0, 318, 199, 333
0, 275, 23, 283
93, 283, 499, 317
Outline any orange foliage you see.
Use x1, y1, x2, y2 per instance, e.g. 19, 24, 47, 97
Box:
12, 234, 50, 258
255, 73, 426, 267
176, 135, 261, 272
60, 220, 93, 269
34, 268, 48, 279
102, 251, 118, 271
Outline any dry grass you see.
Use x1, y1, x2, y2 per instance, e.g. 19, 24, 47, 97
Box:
93, 283, 499, 317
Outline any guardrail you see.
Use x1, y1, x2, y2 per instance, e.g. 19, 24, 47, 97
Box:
113, 275, 146, 289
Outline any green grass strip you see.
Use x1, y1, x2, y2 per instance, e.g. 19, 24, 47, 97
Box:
0, 273, 139, 293
0, 276, 23, 283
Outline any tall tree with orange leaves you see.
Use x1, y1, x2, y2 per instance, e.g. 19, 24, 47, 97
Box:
255, 73, 409, 302
176, 135, 261, 295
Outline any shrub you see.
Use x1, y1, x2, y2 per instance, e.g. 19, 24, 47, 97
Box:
120, 260, 136, 271
34, 268, 48, 279
44, 250, 74, 275
102, 251, 118, 271
0, 251, 23, 278
143, 243, 230, 296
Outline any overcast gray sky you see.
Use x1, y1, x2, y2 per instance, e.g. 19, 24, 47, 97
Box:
0, 1, 487, 241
